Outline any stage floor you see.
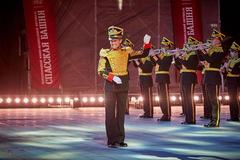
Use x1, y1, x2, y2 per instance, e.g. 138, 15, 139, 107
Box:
0, 106, 240, 160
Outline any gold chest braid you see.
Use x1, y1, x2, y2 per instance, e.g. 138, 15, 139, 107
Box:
181, 51, 196, 70
229, 58, 240, 69
183, 51, 196, 61
106, 49, 129, 76
208, 46, 223, 56
140, 56, 151, 64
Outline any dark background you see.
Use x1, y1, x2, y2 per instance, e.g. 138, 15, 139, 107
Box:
0, 0, 237, 95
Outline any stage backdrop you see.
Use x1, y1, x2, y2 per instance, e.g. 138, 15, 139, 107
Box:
0, 0, 220, 94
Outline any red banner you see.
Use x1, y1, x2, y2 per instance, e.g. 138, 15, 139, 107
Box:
171, 0, 203, 82
171, 0, 202, 47
23, 0, 60, 89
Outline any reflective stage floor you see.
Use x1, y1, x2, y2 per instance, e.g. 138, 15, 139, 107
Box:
0, 106, 240, 160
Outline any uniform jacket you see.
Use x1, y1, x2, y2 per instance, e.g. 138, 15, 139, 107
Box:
133, 56, 155, 87
154, 53, 173, 84
199, 46, 225, 85
98, 47, 150, 92
175, 51, 199, 84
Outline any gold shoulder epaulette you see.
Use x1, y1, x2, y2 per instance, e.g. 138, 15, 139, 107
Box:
122, 46, 133, 53
99, 48, 110, 57
121, 46, 129, 50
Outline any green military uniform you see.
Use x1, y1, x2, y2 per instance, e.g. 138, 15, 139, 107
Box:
175, 36, 200, 124
200, 29, 226, 127
201, 46, 225, 127
226, 42, 240, 121
178, 52, 199, 124
199, 58, 212, 119
154, 37, 173, 121
98, 26, 151, 147
133, 56, 155, 118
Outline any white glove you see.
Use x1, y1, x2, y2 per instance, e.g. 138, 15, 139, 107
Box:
143, 34, 151, 44
113, 76, 122, 84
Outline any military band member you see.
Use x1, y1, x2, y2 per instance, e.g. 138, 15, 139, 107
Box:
133, 53, 155, 118
152, 37, 173, 121
226, 42, 240, 121
175, 36, 200, 124
199, 29, 226, 127
97, 26, 152, 148
199, 39, 212, 119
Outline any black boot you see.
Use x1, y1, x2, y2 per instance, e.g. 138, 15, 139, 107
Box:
157, 115, 170, 121
204, 121, 219, 127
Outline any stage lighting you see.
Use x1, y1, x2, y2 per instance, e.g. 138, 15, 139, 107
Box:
90, 97, 96, 103
74, 97, 79, 101
118, 0, 123, 10
0, 98, 3, 103
23, 98, 29, 104
170, 96, 177, 101
130, 97, 136, 102
82, 97, 88, 103
98, 97, 104, 102
40, 97, 46, 103
64, 97, 70, 103
155, 96, 160, 102
14, 97, 21, 103
31, 97, 38, 103
56, 97, 62, 103
224, 95, 230, 101
6, 97, 12, 103
194, 96, 199, 101
218, 96, 222, 100
179, 96, 182, 100
48, 97, 54, 103
138, 96, 143, 102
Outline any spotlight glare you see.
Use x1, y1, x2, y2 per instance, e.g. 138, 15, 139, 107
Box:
74, 97, 79, 101
171, 96, 177, 101
98, 97, 104, 102
82, 97, 88, 103
138, 96, 143, 102
40, 98, 46, 103
64, 97, 70, 103
224, 95, 230, 100
155, 96, 160, 101
48, 97, 54, 103
6, 97, 12, 103
218, 96, 222, 100
131, 97, 136, 102
23, 98, 29, 104
194, 96, 199, 101
90, 97, 96, 103
56, 97, 62, 103
31, 97, 38, 103
0, 98, 3, 103
179, 96, 182, 100
14, 97, 21, 103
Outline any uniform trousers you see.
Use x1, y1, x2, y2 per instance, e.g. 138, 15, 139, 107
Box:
105, 91, 128, 144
